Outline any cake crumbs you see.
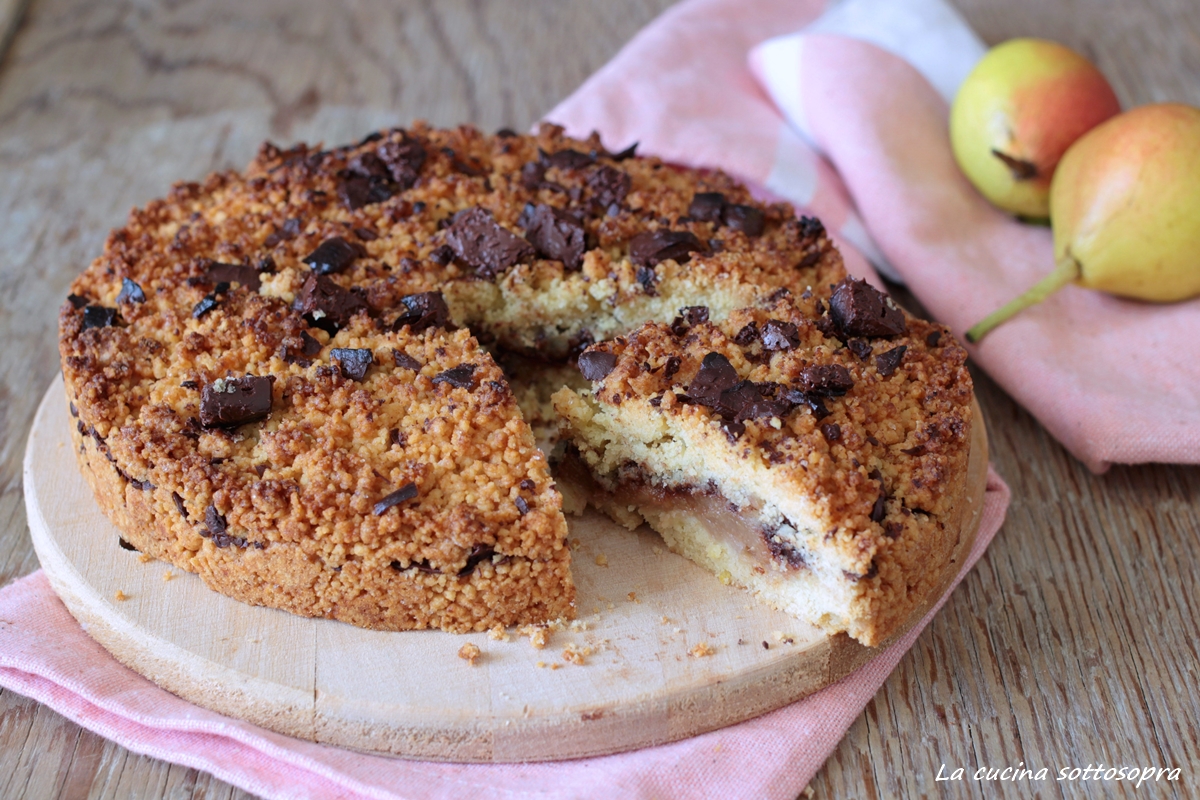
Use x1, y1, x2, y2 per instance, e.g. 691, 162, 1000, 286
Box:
689, 642, 716, 658
113, 590, 129, 602
652, 546, 663, 555
162, 571, 175, 582
568, 620, 588, 632
594, 553, 608, 567
488, 624, 511, 642
627, 591, 639, 603
458, 642, 482, 666
562, 642, 594, 665
516, 624, 550, 649
138, 553, 153, 563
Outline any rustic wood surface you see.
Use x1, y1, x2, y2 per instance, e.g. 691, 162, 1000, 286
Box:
0, 0, 1197, 797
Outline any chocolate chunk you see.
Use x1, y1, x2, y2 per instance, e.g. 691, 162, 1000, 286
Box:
680, 306, 709, 327
628, 230, 707, 268
428, 244, 454, 266
521, 160, 548, 190
846, 339, 873, 360
688, 192, 726, 222
374, 482, 418, 515
926, 330, 942, 348
543, 148, 594, 170
392, 350, 422, 371
760, 320, 800, 351
69, 401, 78, 417
733, 322, 760, 346
199, 376, 274, 429
515, 496, 529, 515
821, 423, 842, 442
519, 478, 536, 491
303, 237, 365, 275
283, 331, 322, 366
635, 265, 657, 296
496, 127, 518, 138
578, 350, 617, 381
172, 492, 189, 519
254, 463, 268, 478
459, 543, 497, 576
294, 274, 367, 333
723, 204, 765, 237
828, 278, 907, 338
354, 227, 378, 241
609, 141, 638, 160
870, 473, 888, 523
884, 521, 903, 539
68, 294, 89, 309
205, 505, 227, 535
264, 217, 303, 248
391, 291, 450, 332
518, 203, 586, 270
720, 380, 794, 422
798, 216, 825, 239
331, 348, 373, 381
116, 278, 146, 304
797, 364, 854, 397
446, 207, 535, 279
118, 537, 139, 552
688, 352, 740, 404
586, 165, 631, 210
720, 419, 746, 441
388, 428, 406, 448
205, 261, 262, 291
432, 364, 477, 390
765, 533, 807, 570
377, 134, 427, 189
901, 444, 925, 456
875, 345, 907, 378
82, 305, 117, 329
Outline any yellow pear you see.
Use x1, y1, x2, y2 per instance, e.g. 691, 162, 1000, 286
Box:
950, 38, 1120, 219
967, 103, 1200, 342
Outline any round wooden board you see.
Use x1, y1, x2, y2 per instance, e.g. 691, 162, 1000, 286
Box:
24, 377, 988, 762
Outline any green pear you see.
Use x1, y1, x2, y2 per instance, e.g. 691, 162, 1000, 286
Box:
950, 38, 1120, 219
967, 103, 1200, 342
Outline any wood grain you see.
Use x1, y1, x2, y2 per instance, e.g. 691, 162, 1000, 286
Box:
0, 0, 1198, 797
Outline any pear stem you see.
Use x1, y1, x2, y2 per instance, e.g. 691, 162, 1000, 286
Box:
965, 256, 1081, 343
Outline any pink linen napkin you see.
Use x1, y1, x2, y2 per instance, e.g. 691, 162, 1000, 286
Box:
1, 472, 1005, 800
4, 0, 1021, 797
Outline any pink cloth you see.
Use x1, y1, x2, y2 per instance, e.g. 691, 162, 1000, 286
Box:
1, 471, 1005, 800
3, 1, 1024, 797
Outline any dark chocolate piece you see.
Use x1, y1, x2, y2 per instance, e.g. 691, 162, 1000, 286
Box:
172, 492, 188, 519
445, 207, 535, 279
515, 496, 529, 515
926, 330, 942, 348
609, 141, 638, 160
388, 428, 406, 448
331, 348, 373, 381
116, 278, 146, 304
354, 227, 378, 241
663, 355, 681, 379
821, 423, 842, 442
687, 192, 726, 222
797, 364, 854, 397
373, 482, 419, 515
118, 537, 139, 552
432, 364, 477, 390
518, 203, 586, 270
586, 165, 631, 210
723, 204, 765, 236
628, 230, 707, 268
720, 419, 746, 441
199, 376, 274, 429
205, 505, 227, 535
829, 278, 907, 338
458, 543, 497, 576
303, 237, 365, 275
264, 217, 302, 247
392, 350, 422, 371
543, 148, 594, 170
391, 291, 450, 332
680, 306, 709, 327
377, 134, 427, 189
688, 352, 740, 404
846, 339, 873, 360
759, 320, 800, 351
798, 216, 825, 239
294, 274, 367, 333
67, 294, 89, 309
875, 345, 907, 378
205, 261, 262, 291
870, 471, 888, 523
719, 380, 794, 422
733, 322, 760, 346
635, 265, 657, 296
521, 160, 548, 190
82, 305, 117, 329
578, 350, 618, 382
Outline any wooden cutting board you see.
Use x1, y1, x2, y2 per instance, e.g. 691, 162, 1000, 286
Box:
24, 377, 987, 762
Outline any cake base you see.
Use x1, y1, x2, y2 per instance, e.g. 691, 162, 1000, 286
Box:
24, 377, 987, 762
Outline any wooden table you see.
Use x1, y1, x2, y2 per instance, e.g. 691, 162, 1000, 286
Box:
0, 1, 1197, 797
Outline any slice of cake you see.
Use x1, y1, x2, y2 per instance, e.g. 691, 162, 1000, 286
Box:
552, 280, 975, 646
